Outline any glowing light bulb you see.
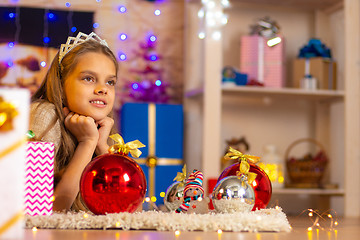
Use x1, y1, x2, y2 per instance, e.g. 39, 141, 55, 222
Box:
174, 230, 180, 236
118, 5, 127, 13
149, 35, 157, 42
7, 60, 14, 67
9, 12, 15, 18
93, 23, 99, 28
8, 42, 14, 48
48, 13, 55, 19
150, 55, 158, 61
207, 19, 216, 27
151, 196, 157, 202
155, 80, 162, 86
221, 16, 228, 25
221, 0, 230, 8
132, 83, 139, 90
145, 197, 150, 202
154, 9, 161, 16
119, 33, 127, 41
198, 32, 205, 39
118, 52, 127, 61
43, 37, 50, 44
160, 192, 165, 197
198, 9, 205, 18
212, 31, 221, 40
207, 1, 216, 9
71, 27, 77, 33
65, 2, 71, 7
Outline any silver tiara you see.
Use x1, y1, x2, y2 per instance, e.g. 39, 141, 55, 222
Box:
58, 32, 108, 64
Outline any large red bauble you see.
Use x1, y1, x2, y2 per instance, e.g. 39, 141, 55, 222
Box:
80, 153, 147, 215
218, 163, 272, 211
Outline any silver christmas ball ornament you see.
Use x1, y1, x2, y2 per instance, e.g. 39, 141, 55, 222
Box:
164, 181, 185, 211
212, 175, 255, 213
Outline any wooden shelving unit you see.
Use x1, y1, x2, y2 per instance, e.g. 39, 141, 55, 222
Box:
184, 0, 360, 217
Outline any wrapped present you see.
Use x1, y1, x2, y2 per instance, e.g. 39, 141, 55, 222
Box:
120, 103, 184, 206
293, 39, 336, 90
25, 142, 54, 216
240, 35, 285, 88
0, 88, 29, 239
293, 57, 337, 90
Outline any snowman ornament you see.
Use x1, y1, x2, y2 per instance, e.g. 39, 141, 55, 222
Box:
175, 170, 209, 214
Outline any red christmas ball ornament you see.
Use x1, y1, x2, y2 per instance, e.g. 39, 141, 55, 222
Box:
80, 153, 147, 215
218, 163, 272, 211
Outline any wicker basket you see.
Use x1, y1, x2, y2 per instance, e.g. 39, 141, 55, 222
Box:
285, 138, 328, 184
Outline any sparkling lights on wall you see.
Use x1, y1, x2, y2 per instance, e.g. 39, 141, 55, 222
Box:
2, 0, 163, 69
198, 0, 230, 40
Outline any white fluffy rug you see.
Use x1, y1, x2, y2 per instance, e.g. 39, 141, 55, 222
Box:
25, 208, 291, 232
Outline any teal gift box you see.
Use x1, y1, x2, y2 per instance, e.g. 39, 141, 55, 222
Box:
120, 103, 184, 206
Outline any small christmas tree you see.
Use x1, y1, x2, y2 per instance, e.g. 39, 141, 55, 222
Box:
122, 33, 170, 103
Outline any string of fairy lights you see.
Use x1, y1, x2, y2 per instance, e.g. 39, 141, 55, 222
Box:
4, 0, 229, 70
198, 0, 230, 40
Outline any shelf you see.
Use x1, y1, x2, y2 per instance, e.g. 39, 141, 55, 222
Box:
272, 188, 345, 196
230, 0, 342, 12
186, 85, 344, 102
222, 86, 344, 101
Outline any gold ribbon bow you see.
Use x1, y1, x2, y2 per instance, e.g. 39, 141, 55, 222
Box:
0, 96, 19, 131
173, 164, 187, 187
108, 134, 145, 158
224, 147, 260, 184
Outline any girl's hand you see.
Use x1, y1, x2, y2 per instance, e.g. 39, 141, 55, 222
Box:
63, 107, 99, 144
95, 117, 114, 155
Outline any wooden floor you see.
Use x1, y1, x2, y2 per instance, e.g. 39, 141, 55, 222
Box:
23, 217, 360, 240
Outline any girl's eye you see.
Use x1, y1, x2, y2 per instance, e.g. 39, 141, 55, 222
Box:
83, 76, 94, 82
107, 79, 116, 86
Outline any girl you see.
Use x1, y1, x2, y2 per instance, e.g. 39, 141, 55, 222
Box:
30, 32, 118, 211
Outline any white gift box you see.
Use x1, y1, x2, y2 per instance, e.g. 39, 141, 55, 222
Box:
0, 88, 29, 239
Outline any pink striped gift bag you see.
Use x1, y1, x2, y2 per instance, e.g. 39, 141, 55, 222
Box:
25, 142, 54, 216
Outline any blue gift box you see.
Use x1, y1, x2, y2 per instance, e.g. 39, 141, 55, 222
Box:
120, 103, 184, 206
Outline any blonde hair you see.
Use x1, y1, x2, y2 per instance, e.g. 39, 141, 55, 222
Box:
31, 39, 118, 176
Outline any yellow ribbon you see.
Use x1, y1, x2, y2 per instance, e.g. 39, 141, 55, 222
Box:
108, 134, 145, 158
0, 137, 27, 161
224, 147, 260, 184
0, 96, 19, 131
173, 164, 187, 186
0, 211, 23, 236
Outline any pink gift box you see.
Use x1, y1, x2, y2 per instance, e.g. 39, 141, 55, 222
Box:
240, 35, 285, 88
24, 142, 54, 216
